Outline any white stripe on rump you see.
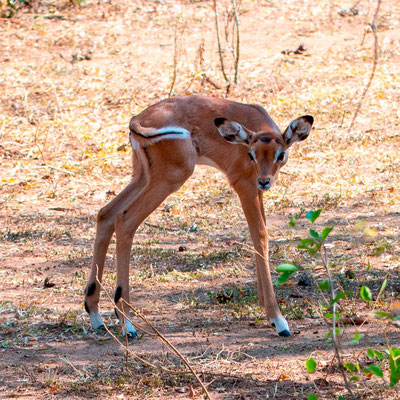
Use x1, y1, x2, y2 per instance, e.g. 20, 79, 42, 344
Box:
130, 125, 191, 149
151, 132, 190, 143
155, 126, 190, 136
150, 126, 191, 143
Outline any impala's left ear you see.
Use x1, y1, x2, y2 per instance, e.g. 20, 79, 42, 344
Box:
283, 115, 314, 147
214, 118, 252, 144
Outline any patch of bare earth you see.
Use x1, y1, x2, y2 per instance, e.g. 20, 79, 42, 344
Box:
0, 0, 399, 399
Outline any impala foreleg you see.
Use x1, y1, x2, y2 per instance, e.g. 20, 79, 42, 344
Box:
233, 179, 290, 336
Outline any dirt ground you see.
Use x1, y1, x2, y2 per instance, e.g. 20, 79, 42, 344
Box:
0, 0, 399, 399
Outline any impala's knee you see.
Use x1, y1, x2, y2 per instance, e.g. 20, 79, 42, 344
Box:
96, 207, 116, 236
97, 206, 109, 222
165, 161, 194, 186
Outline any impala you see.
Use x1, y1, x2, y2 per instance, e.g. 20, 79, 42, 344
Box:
84, 95, 313, 338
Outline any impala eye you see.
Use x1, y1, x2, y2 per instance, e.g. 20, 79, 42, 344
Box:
277, 151, 285, 162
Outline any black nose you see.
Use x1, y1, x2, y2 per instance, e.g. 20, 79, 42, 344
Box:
258, 178, 271, 188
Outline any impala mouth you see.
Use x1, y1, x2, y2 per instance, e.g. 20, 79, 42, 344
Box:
258, 178, 272, 191
258, 184, 271, 191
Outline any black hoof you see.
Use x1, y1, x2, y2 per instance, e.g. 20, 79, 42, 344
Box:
278, 329, 292, 337
125, 331, 138, 339
270, 322, 276, 327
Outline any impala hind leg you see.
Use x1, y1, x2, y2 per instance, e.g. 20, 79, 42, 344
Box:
113, 141, 195, 337
84, 170, 149, 331
233, 179, 290, 336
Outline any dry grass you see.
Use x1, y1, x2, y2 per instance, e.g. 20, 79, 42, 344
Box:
0, 0, 399, 399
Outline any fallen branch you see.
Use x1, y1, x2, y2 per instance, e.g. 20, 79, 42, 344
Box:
122, 299, 213, 400
95, 271, 156, 338
213, 0, 231, 93
121, 301, 129, 365
94, 270, 212, 399
59, 355, 88, 379
168, 23, 180, 97
231, 0, 240, 84
100, 314, 172, 372
202, 73, 221, 90
348, 0, 381, 133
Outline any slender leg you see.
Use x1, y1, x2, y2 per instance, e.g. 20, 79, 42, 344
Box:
257, 190, 267, 308
113, 141, 195, 336
233, 179, 291, 336
113, 182, 179, 336
84, 153, 149, 329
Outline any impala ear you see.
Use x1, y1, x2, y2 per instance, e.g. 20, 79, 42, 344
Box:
283, 115, 313, 146
214, 118, 251, 144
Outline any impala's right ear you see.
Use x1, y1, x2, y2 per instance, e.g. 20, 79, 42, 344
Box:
283, 115, 313, 147
214, 118, 251, 144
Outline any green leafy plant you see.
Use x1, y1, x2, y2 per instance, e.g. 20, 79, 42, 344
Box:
285, 209, 399, 398
296, 209, 356, 397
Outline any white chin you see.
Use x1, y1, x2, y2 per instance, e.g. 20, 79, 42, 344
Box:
258, 185, 271, 191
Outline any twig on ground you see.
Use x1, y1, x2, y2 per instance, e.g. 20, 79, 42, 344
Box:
95, 272, 156, 337
168, 23, 179, 97
94, 268, 212, 399
48, 164, 75, 176
94, 275, 172, 371
213, 0, 231, 94
33, 129, 48, 167
168, 20, 187, 97
365, 187, 397, 193
202, 73, 221, 90
59, 355, 87, 379
232, 241, 265, 260
373, 274, 388, 310
348, 0, 381, 133
232, 0, 240, 84
121, 301, 129, 365
144, 221, 179, 232
122, 299, 213, 400
99, 316, 172, 372
184, 41, 206, 93
190, 346, 212, 361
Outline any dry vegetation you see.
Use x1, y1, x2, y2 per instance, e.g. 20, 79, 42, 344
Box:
0, 0, 399, 399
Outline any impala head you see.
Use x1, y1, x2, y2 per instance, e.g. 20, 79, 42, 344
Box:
215, 115, 313, 191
